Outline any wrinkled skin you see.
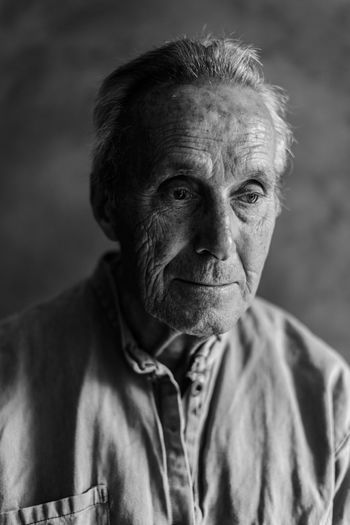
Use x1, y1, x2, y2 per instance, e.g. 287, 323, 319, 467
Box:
101, 82, 279, 360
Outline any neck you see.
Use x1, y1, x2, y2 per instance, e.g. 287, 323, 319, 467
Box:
114, 265, 209, 384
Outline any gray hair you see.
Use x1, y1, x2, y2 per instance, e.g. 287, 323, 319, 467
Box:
91, 37, 293, 205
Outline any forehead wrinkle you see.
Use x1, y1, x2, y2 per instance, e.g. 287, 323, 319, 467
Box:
150, 145, 214, 181
136, 83, 277, 187
150, 118, 273, 156
148, 126, 274, 186
147, 123, 226, 144
152, 143, 212, 165
228, 144, 273, 172
227, 121, 275, 153
229, 139, 272, 158
221, 134, 276, 185
148, 125, 222, 174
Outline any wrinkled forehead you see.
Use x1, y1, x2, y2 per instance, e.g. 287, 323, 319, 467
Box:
136, 81, 276, 147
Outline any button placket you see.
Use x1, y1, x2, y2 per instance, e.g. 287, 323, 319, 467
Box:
157, 375, 196, 525
183, 347, 216, 524
184, 379, 205, 472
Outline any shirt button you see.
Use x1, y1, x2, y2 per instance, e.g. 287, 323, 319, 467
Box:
192, 382, 203, 396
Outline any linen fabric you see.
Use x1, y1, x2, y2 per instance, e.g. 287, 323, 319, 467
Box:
0, 253, 349, 524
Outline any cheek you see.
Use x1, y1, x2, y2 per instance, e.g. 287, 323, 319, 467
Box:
132, 211, 189, 282
239, 211, 276, 274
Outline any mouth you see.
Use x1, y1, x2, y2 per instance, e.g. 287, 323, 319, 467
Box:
175, 278, 237, 288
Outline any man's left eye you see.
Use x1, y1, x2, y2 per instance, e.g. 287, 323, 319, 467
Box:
237, 192, 262, 204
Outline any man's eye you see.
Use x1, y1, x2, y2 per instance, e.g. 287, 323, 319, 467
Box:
172, 188, 192, 200
237, 192, 261, 205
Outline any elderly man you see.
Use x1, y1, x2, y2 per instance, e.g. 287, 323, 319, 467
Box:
0, 37, 349, 524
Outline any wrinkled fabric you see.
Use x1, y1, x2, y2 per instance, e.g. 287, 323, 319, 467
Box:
0, 252, 349, 525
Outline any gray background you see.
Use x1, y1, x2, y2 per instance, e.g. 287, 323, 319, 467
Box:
1, 0, 349, 362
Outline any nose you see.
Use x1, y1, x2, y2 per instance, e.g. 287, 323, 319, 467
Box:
194, 198, 236, 261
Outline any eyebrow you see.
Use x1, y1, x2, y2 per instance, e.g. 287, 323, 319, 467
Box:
149, 153, 276, 191
232, 167, 275, 188
243, 169, 270, 182
150, 153, 214, 182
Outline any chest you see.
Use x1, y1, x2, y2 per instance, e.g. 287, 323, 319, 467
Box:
0, 369, 334, 525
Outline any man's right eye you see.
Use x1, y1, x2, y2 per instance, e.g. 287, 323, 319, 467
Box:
172, 188, 192, 200
158, 175, 199, 205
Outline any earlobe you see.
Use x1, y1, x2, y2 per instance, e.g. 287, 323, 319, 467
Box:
275, 200, 282, 218
98, 213, 119, 241
273, 190, 282, 218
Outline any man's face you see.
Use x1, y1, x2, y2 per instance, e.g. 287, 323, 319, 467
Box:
113, 82, 279, 337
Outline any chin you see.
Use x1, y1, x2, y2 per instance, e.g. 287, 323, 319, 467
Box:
150, 295, 248, 337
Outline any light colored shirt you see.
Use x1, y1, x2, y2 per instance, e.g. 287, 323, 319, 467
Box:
0, 252, 349, 524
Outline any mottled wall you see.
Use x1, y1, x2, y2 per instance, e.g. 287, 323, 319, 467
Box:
1, 0, 349, 362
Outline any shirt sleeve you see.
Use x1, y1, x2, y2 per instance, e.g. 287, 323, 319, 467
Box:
332, 432, 350, 524
332, 360, 350, 524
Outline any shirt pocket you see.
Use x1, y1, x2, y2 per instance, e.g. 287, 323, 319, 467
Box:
0, 485, 110, 525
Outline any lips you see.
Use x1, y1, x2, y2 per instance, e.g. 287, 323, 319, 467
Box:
175, 278, 237, 287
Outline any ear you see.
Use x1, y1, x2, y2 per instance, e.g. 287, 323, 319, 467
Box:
91, 184, 119, 241
274, 186, 283, 218
275, 197, 282, 218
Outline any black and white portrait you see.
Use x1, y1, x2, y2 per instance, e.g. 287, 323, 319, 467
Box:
0, 2, 349, 523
